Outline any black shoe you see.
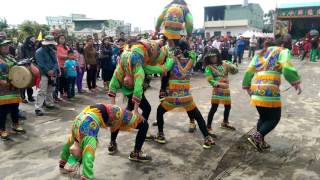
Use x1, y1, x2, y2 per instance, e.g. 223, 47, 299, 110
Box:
261, 141, 271, 150
46, 105, 56, 109
188, 122, 196, 133
22, 99, 28, 104
155, 133, 166, 144
152, 121, 158, 126
28, 97, 35, 102
108, 141, 118, 155
247, 135, 263, 152
145, 134, 155, 141
35, 110, 44, 116
128, 151, 152, 163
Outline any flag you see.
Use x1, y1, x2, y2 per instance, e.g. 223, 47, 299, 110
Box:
37, 31, 43, 41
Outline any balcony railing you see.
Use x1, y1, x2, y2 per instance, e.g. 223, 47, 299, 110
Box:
204, 20, 249, 27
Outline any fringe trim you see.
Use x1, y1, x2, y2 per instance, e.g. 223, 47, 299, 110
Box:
0, 98, 21, 105
169, 83, 190, 90
250, 99, 282, 108
211, 99, 231, 105
161, 102, 196, 112
163, 31, 181, 40
253, 74, 281, 81
165, 96, 193, 103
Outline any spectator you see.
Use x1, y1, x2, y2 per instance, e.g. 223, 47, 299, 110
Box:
235, 36, 246, 64
74, 42, 85, 93
301, 38, 311, 61
248, 35, 258, 58
64, 50, 78, 99
55, 34, 69, 100
0, 34, 26, 140
93, 33, 101, 79
20, 36, 36, 103
99, 37, 115, 92
220, 37, 231, 61
84, 37, 97, 92
212, 37, 221, 50
35, 35, 59, 116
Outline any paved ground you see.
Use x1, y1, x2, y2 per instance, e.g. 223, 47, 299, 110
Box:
0, 57, 319, 180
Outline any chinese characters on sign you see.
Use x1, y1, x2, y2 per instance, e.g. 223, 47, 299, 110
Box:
279, 7, 320, 17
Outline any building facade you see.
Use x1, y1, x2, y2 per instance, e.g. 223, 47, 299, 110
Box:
204, 3, 264, 37
276, 2, 320, 39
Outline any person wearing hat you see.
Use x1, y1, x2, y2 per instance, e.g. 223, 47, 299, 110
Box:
0, 35, 26, 140
34, 35, 59, 116
242, 33, 301, 152
203, 48, 238, 137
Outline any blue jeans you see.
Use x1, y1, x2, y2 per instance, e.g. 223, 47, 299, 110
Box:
67, 77, 76, 98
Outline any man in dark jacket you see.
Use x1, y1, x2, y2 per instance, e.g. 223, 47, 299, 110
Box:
34, 35, 59, 116
20, 36, 36, 103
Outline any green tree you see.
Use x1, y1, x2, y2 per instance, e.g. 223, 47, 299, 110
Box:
0, 18, 8, 31
18, 21, 50, 42
263, 10, 276, 33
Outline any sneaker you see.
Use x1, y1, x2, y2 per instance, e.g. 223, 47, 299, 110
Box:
152, 121, 158, 126
0, 130, 9, 141
28, 97, 35, 102
35, 109, 44, 116
128, 151, 152, 163
261, 141, 271, 150
155, 133, 166, 144
247, 134, 263, 152
220, 122, 236, 131
108, 141, 118, 155
59, 160, 68, 174
46, 105, 56, 109
188, 121, 196, 133
207, 128, 217, 138
145, 133, 155, 141
64, 162, 80, 173
12, 124, 26, 134
203, 136, 215, 149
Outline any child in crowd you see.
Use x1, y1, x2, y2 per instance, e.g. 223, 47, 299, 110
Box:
64, 50, 79, 99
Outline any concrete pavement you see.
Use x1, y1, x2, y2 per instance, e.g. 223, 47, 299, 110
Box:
0, 58, 319, 180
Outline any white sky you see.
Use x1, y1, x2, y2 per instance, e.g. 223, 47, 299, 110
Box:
0, 0, 318, 30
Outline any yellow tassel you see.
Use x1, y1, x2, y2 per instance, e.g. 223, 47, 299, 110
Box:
253, 74, 281, 81
0, 98, 21, 105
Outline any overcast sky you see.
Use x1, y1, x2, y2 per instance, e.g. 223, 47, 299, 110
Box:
0, 0, 317, 30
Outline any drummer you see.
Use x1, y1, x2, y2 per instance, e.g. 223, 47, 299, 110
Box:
0, 35, 26, 140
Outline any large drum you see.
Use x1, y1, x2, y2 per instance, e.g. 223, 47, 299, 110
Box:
8, 64, 40, 89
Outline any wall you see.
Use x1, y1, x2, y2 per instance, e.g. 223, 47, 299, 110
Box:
205, 26, 261, 37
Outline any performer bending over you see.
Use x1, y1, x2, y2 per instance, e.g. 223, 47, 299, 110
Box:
59, 103, 150, 180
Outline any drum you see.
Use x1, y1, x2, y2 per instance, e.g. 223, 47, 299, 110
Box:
8, 64, 40, 89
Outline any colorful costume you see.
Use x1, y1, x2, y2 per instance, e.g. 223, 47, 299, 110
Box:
242, 46, 300, 108
109, 41, 167, 104
156, 1, 193, 39
160, 51, 197, 111
242, 46, 301, 151
0, 54, 24, 140
0, 55, 21, 105
205, 60, 238, 131
59, 104, 143, 180
205, 61, 238, 105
